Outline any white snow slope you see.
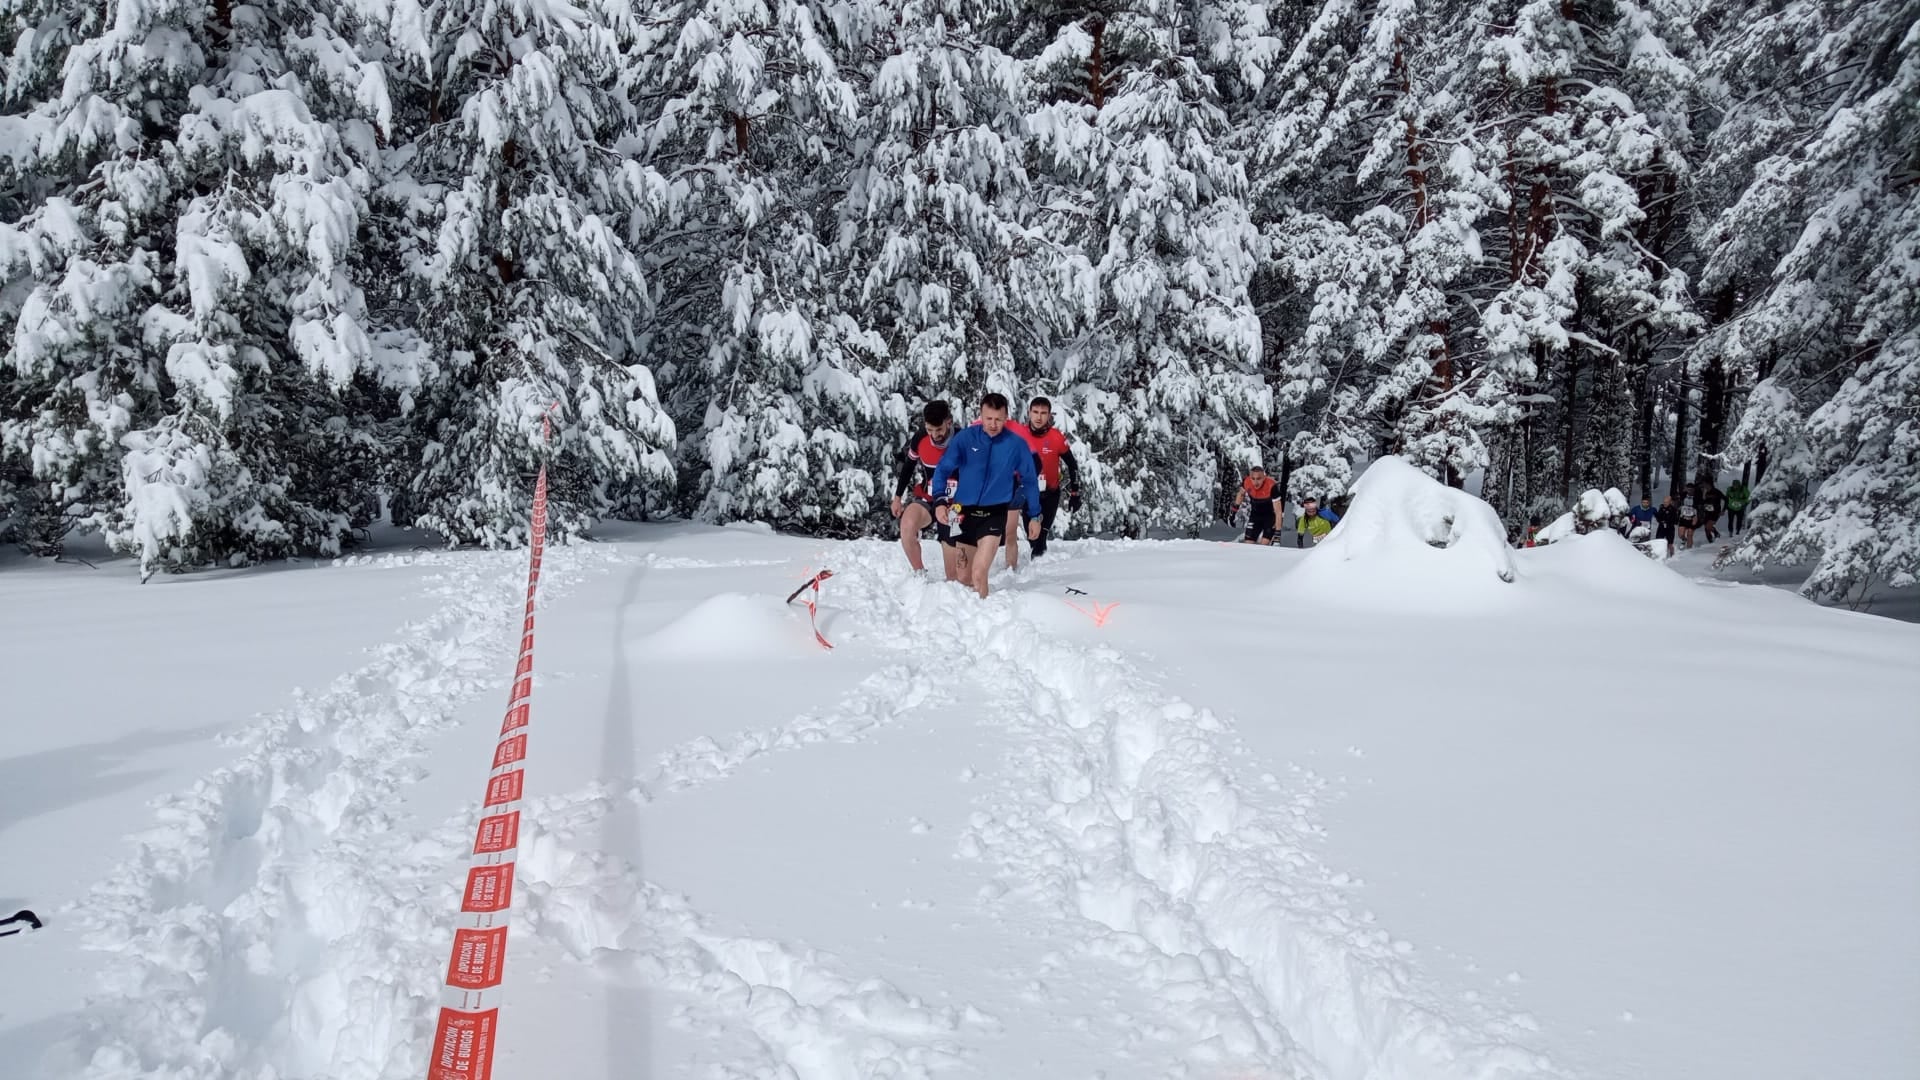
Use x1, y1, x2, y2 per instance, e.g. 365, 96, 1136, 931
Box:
1, 517, 1915, 1080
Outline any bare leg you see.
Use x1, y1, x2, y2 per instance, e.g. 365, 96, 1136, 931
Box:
949, 540, 969, 583
970, 536, 1001, 598
899, 502, 932, 571
1004, 510, 1021, 570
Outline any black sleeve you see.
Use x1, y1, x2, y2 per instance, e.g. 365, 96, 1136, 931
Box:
1060, 449, 1080, 490
893, 440, 919, 498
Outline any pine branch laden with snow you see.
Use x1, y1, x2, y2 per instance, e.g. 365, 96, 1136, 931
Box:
0, 0, 402, 572
1006, 0, 1273, 533
391, 0, 678, 546
1703, 0, 1920, 602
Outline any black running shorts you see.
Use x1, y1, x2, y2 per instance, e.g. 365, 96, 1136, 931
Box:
955, 503, 1011, 547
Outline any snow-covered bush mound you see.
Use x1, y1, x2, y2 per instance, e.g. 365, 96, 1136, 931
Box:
1279, 456, 1516, 611
1535, 487, 1633, 545
1534, 510, 1579, 545
1519, 529, 1699, 602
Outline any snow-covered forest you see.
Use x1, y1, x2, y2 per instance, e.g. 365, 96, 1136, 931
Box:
3, 0, 1915, 598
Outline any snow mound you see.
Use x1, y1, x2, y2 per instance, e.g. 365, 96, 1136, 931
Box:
1520, 529, 1699, 602
1540, 488, 1631, 544
636, 592, 815, 658
1281, 456, 1516, 612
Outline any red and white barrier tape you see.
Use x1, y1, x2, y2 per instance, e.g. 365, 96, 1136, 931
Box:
786, 569, 834, 650
426, 416, 553, 1080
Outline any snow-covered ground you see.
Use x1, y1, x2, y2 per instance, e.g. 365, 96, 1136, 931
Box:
2, 507, 1915, 1080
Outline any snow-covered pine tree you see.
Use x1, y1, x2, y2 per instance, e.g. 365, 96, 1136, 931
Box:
625, 0, 886, 529
389, 0, 678, 546
1698, 0, 1919, 601
1247, 0, 1495, 498
1, 0, 400, 573
1443, 0, 1704, 526
841, 0, 1037, 492
994, 0, 1271, 533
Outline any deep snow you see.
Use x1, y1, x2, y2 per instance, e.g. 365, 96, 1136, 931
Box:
1, 515, 1915, 1080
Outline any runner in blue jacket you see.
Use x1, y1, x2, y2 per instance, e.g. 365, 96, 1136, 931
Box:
931, 392, 1042, 598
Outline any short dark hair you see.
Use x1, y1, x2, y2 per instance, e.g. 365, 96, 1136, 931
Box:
1250, 465, 1266, 474
980, 392, 1009, 412
923, 400, 951, 426
1028, 396, 1052, 411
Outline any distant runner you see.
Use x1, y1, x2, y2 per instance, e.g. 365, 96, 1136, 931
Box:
1002, 397, 1082, 569
1233, 466, 1279, 544
890, 400, 961, 580
1294, 497, 1340, 548
931, 393, 1041, 598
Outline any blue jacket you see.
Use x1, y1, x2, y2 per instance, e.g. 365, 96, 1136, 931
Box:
929, 423, 1042, 518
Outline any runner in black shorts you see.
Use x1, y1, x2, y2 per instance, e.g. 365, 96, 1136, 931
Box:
929, 392, 1041, 598
956, 503, 1012, 546
1232, 465, 1279, 544
890, 400, 962, 580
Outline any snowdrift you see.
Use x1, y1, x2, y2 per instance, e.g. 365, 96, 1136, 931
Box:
635, 592, 817, 659
1519, 529, 1700, 603
1279, 456, 1517, 612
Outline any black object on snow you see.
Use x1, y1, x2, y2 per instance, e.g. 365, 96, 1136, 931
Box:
0, 910, 44, 937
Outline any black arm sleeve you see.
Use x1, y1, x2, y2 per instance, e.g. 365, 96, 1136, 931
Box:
893, 441, 919, 498
1060, 449, 1081, 490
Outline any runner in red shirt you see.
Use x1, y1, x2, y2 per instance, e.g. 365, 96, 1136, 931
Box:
889, 400, 962, 580
1232, 466, 1279, 544
1001, 396, 1081, 568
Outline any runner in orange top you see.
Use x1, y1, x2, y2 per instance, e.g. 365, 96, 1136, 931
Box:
1002, 397, 1082, 568
1233, 466, 1279, 544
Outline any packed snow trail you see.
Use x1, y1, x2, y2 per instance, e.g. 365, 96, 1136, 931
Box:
800, 543, 1560, 1080
56, 535, 1558, 1080
11, 525, 1914, 1080
65, 545, 621, 1080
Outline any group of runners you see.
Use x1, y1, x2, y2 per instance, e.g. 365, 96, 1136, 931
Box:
889, 392, 1081, 598
890, 392, 1346, 596
1229, 464, 1341, 547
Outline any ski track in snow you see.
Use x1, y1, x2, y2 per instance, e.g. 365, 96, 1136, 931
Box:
59, 536, 1565, 1080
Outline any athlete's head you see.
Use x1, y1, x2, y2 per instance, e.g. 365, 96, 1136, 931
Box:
979, 392, 1010, 437
1027, 397, 1053, 432
1302, 497, 1319, 513
922, 400, 953, 442
1249, 465, 1266, 478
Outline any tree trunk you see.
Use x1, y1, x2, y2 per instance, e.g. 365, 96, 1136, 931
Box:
1559, 350, 1580, 499
1667, 382, 1689, 496
1630, 329, 1655, 499
1088, 17, 1106, 110
1697, 353, 1727, 486
1695, 286, 1736, 486
492, 138, 520, 284
732, 112, 750, 155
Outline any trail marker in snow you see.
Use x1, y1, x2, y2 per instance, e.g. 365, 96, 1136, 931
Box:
0, 909, 43, 937
424, 405, 556, 1080
786, 569, 835, 649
